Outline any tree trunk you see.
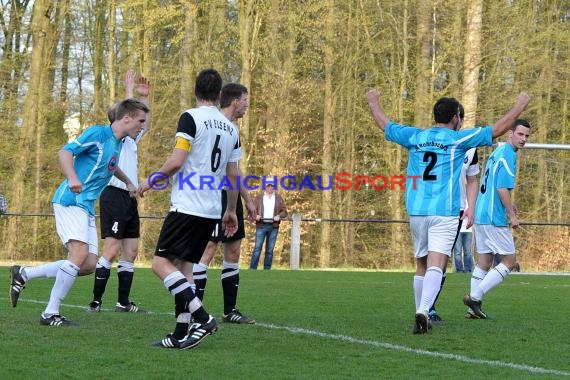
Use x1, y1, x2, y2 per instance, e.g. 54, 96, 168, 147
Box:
320, 1, 335, 268
7, 0, 51, 258
462, 0, 483, 128
108, 0, 116, 102
238, 0, 262, 170
414, 0, 431, 128
93, 0, 107, 116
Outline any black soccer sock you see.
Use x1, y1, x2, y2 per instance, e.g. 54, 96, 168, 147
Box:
173, 291, 191, 339
165, 272, 193, 340
430, 272, 447, 312
92, 266, 111, 303
117, 260, 134, 306
221, 261, 240, 315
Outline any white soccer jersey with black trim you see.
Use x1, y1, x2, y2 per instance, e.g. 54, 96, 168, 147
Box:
459, 148, 480, 210
170, 105, 242, 218
107, 132, 144, 190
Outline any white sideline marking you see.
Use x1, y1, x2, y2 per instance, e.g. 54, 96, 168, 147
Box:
257, 323, 570, 377
5, 298, 570, 377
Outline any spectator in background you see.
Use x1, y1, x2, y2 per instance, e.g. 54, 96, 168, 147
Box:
0, 191, 7, 216
249, 183, 287, 270
454, 219, 474, 273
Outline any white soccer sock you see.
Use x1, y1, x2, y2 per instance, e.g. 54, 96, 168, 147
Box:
23, 260, 66, 281
44, 260, 80, 315
193, 262, 209, 279
164, 271, 188, 293
418, 267, 443, 313
470, 266, 488, 301
96, 256, 113, 269
478, 263, 510, 298
413, 275, 424, 310
221, 260, 239, 278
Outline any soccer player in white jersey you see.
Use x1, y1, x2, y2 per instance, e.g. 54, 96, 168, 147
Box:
9, 99, 149, 326
366, 89, 530, 334
429, 147, 480, 323
463, 119, 531, 319
192, 83, 257, 324
88, 70, 151, 314
138, 69, 241, 350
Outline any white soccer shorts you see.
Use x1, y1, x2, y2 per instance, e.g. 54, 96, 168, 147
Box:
54, 204, 98, 254
474, 224, 515, 255
409, 216, 459, 258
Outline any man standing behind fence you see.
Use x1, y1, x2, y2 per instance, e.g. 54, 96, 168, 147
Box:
249, 183, 287, 270
366, 88, 530, 334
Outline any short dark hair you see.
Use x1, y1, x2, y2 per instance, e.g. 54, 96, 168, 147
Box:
107, 104, 117, 123
433, 97, 463, 124
220, 83, 248, 108
195, 68, 223, 102
114, 99, 149, 122
512, 118, 531, 131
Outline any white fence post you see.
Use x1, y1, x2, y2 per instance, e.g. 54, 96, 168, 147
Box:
290, 213, 301, 270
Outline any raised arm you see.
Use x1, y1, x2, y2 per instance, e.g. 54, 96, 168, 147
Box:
366, 89, 390, 132
491, 92, 531, 138
135, 76, 151, 133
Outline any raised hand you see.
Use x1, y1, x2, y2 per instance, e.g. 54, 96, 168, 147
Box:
136, 76, 150, 99
124, 69, 136, 98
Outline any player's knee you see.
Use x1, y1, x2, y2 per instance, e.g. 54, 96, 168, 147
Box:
79, 254, 98, 275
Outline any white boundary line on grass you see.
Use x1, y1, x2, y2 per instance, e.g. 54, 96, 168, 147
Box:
6, 298, 570, 377
257, 323, 570, 377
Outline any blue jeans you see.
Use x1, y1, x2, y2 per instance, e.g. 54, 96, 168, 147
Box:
250, 224, 279, 270
454, 231, 473, 272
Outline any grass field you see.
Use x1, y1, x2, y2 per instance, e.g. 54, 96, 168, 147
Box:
1, 267, 569, 379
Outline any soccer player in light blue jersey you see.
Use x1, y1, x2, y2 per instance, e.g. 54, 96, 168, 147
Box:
9, 99, 149, 326
366, 89, 530, 334
463, 119, 531, 319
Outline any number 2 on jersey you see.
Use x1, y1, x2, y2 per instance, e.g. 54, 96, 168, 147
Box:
422, 152, 437, 181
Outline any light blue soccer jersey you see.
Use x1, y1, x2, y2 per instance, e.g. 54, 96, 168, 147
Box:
385, 121, 493, 216
474, 144, 517, 227
52, 125, 122, 216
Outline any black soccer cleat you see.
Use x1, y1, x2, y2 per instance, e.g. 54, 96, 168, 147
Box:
9, 265, 26, 308
413, 311, 429, 334
115, 302, 146, 313
153, 333, 185, 349
462, 294, 487, 319
222, 309, 255, 324
428, 310, 443, 326
179, 316, 219, 350
40, 313, 77, 327
87, 301, 101, 313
